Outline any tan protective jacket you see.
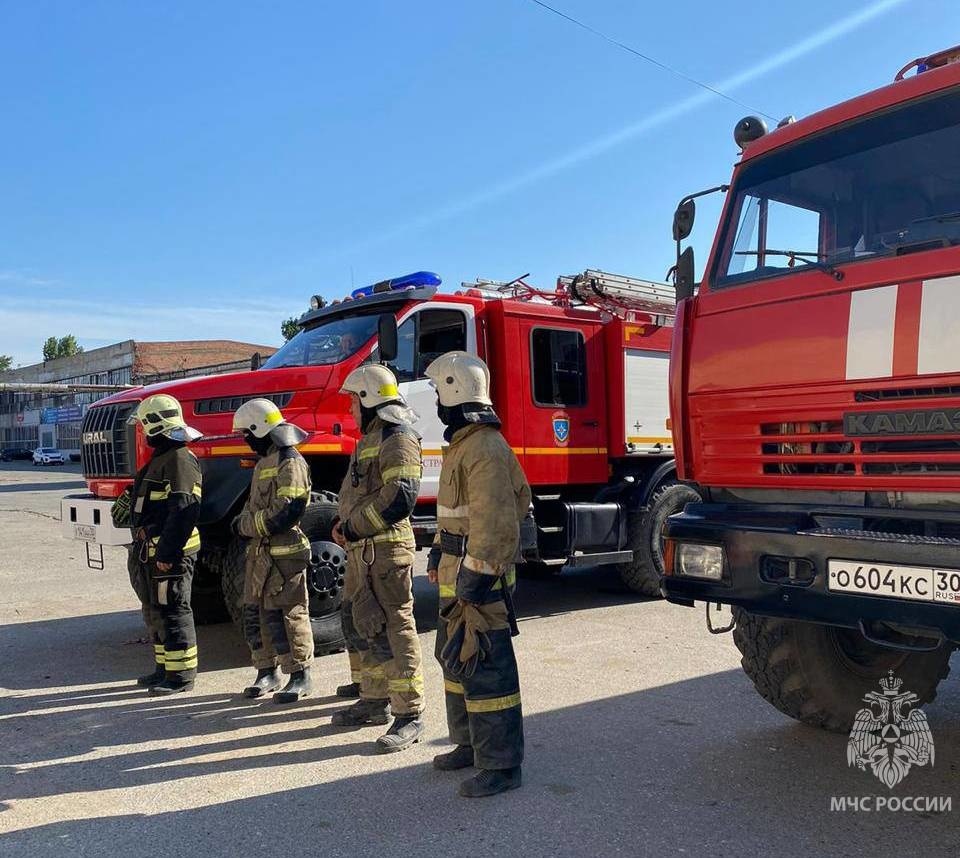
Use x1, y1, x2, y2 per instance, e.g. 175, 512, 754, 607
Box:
435, 423, 531, 604
337, 416, 422, 548
237, 445, 312, 596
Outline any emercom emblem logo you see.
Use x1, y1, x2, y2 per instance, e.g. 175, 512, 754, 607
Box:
847, 671, 934, 789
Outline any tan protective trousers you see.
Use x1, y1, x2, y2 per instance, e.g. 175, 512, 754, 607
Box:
343, 541, 424, 716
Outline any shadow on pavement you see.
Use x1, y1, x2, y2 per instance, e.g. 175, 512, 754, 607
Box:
1, 667, 958, 858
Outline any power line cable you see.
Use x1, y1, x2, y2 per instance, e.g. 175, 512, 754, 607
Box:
524, 0, 778, 122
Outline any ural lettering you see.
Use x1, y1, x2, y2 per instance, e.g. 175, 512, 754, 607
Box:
844, 409, 960, 437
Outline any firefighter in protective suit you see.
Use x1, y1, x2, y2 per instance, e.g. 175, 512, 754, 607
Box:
425, 352, 531, 797
231, 399, 314, 703
331, 365, 426, 753
122, 394, 203, 695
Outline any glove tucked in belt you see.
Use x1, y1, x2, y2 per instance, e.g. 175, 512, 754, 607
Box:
439, 600, 492, 678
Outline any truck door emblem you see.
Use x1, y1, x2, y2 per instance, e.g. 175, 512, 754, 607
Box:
552, 411, 570, 447
847, 671, 934, 789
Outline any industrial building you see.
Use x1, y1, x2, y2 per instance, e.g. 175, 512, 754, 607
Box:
0, 339, 276, 457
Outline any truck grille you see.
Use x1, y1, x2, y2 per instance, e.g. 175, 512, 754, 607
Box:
760, 421, 960, 476
80, 402, 139, 477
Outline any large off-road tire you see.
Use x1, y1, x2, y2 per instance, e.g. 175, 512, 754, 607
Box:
219, 495, 346, 655
618, 481, 701, 596
300, 497, 347, 656
733, 609, 954, 732
190, 549, 230, 625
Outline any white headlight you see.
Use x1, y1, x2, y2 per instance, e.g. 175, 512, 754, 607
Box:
677, 544, 724, 580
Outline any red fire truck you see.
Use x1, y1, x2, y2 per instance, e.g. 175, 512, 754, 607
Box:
63, 269, 690, 652
663, 45, 960, 730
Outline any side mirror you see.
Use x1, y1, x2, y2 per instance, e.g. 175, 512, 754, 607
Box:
377, 313, 398, 364
675, 247, 696, 301
250, 352, 262, 371
673, 199, 696, 241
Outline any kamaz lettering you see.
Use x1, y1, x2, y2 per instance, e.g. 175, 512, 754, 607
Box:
843, 409, 960, 437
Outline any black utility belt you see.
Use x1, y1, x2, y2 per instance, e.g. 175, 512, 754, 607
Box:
439, 530, 467, 558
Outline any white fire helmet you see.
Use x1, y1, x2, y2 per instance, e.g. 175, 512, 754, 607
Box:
424, 351, 492, 407
128, 394, 202, 442
232, 398, 307, 446
340, 365, 404, 408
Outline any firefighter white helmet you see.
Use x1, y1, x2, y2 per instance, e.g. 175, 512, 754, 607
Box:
128, 394, 202, 442
424, 351, 492, 407
340, 365, 404, 408
232, 398, 308, 447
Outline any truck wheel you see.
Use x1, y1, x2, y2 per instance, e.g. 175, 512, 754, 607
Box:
215, 538, 249, 628
733, 609, 954, 732
300, 498, 347, 656
191, 549, 230, 624
618, 481, 700, 596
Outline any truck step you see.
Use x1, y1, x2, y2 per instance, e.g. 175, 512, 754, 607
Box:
537, 526, 564, 534
803, 527, 960, 546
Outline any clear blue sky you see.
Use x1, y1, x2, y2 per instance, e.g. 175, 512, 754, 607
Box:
0, 0, 953, 366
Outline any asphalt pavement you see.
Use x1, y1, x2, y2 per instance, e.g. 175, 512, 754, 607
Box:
1, 461, 958, 857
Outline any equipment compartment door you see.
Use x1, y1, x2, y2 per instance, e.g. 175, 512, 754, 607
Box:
516, 320, 608, 485
623, 349, 673, 454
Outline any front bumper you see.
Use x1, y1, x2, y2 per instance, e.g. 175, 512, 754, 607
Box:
61, 494, 132, 546
662, 502, 960, 642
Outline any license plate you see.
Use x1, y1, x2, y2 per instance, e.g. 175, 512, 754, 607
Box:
828, 560, 960, 605
73, 524, 97, 542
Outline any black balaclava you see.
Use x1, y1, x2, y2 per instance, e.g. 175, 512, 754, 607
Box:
146, 434, 182, 453
437, 401, 501, 441
359, 404, 380, 433
243, 431, 274, 457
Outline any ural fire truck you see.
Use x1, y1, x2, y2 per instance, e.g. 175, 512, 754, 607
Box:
64, 269, 689, 653
663, 45, 960, 730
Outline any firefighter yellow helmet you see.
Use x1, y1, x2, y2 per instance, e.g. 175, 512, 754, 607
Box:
232, 398, 308, 447
128, 394, 202, 442
340, 365, 404, 408
424, 351, 492, 407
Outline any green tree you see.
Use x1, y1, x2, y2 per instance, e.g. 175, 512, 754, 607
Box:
42, 334, 84, 361
0, 355, 12, 372
281, 316, 302, 342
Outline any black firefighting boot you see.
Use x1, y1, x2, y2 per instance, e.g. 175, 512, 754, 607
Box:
331, 698, 390, 727
433, 744, 475, 771
274, 668, 312, 704
244, 667, 282, 699
375, 716, 424, 753
148, 675, 195, 696
458, 767, 522, 798
136, 664, 166, 688
336, 681, 361, 698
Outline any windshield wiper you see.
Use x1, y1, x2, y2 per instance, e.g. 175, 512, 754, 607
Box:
735, 249, 845, 281
911, 211, 960, 225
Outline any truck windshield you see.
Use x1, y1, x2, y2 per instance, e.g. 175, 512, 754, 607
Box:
714, 85, 960, 288
262, 314, 380, 368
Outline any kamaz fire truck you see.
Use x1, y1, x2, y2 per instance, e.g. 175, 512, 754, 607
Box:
63, 269, 689, 652
663, 45, 960, 730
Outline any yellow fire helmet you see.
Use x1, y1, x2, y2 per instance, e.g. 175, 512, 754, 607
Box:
232, 398, 308, 447
127, 393, 203, 442
424, 351, 492, 407
340, 364, 404, 408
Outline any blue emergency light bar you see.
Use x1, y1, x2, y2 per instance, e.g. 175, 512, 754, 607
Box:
350, 271, 441, 300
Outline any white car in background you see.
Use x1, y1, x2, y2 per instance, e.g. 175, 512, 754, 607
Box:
33, 447, 66, 466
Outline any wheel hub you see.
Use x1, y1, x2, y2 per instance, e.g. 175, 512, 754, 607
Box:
308, 540, 346, 601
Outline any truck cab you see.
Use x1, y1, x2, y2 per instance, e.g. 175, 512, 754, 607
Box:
663, 46, 960, 731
